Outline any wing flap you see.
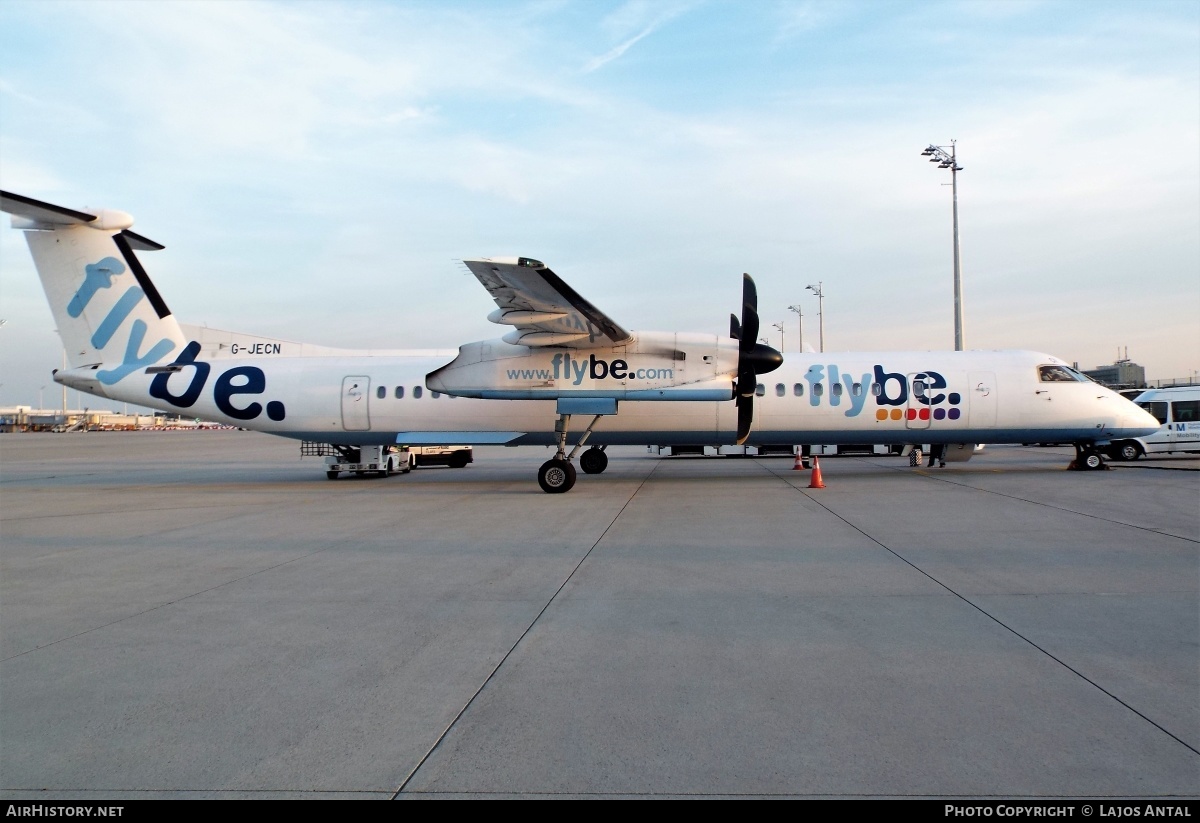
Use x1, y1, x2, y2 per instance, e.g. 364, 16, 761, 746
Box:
463, 257, 631, 348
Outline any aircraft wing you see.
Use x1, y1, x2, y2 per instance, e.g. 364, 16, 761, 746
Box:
462, 257, 632, 348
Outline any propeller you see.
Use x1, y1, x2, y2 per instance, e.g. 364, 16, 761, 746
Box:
729, 273, 783, 444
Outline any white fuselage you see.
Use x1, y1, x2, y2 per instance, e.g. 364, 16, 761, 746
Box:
5, 191, 1160, 460
56, 338, 1160, 449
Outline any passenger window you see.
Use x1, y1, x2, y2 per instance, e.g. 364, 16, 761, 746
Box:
1138, 401, 1167, 424
872, 384, 882, 396
1173, 400, 1198, 422
395, 386, 404, 399
413, 386, 423, 399
832, 383, 843, 397
813, 383, 824, 396
913, 379, 927, 398
755, 383, 765, 397
851, 382, 862, 396
1039, 365, 1076, 382
775, 383, 785, 397
793, 383, 804, 397
376, 386, 386, 399
431, 391, 441, 399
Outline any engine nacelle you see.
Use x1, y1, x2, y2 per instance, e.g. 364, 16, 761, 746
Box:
426, 331, 738, 401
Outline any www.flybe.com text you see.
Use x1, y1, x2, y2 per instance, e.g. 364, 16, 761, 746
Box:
507, 353, 673, 385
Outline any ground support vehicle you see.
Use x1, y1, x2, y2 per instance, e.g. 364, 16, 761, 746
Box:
301, 442, 412, 479
1109, 387, 1200, 460
408, 446, 474, 468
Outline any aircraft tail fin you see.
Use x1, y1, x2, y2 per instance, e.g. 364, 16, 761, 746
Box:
1, 191, 187, 386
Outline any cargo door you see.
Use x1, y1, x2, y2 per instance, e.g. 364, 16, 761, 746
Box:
341, 375, 371, 431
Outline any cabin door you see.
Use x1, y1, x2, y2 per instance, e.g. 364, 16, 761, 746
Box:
341, 376, 371, 431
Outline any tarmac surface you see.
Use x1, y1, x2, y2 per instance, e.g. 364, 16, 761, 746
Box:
1, 432, 1197, 799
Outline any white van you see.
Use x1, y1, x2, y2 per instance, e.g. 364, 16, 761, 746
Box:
1108, 387, 1200, 460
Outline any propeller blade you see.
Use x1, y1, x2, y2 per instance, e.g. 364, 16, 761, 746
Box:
736, 394, 753, 445
728, 274, 781, 445
742, 273, 758, 314
738, 366, 757, 397
741, 304, 759, 353
740, 273, 759, 352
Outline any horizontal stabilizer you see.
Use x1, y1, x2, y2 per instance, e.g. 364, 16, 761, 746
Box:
1, 190, 97, 226
1, 191, 164, 249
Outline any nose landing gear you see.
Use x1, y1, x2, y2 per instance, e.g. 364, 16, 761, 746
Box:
1070, 443, 1108, 471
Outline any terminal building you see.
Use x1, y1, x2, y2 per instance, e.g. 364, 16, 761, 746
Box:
1083, 358, 1146, 390
0, 407, 224, 433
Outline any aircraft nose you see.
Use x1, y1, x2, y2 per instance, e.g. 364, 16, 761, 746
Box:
1124, 403, 1160, 435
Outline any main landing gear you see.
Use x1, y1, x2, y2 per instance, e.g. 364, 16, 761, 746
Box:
537, 413, 607, 493
579, 446, 609, 474
1070, 443, 1108, 471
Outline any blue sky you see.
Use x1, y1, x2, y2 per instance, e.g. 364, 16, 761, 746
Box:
1, 0, 1197, 409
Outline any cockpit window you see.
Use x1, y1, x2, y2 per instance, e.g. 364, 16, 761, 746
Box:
1039, 365, 1081, 383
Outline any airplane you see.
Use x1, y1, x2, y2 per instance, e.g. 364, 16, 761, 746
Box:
1, 190, 1160, 492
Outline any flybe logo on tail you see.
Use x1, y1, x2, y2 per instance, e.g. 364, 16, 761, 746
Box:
68, 257, 176, 385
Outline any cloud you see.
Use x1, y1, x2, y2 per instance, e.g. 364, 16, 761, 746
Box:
582, 26, 658, 73
773, 0, 840, 40
582, 1, 691, 72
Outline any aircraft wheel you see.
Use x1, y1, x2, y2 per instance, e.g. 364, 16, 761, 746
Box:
580, 448, 608, 474
1083, 452, 1104, 470
538, 459, 577, 493
326, 471, 339, 480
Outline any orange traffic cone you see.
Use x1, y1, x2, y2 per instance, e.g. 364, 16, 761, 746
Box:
793, 450, 806, 470
808, 456, 826, 489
